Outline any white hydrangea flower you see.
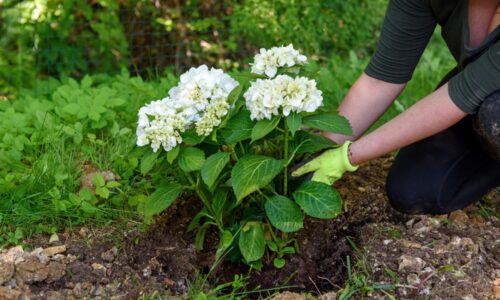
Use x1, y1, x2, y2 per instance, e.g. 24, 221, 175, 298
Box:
137, 65, 238, 151
244, 75, 323, 121
251, 44, 307, 78
136, 98, 189, 152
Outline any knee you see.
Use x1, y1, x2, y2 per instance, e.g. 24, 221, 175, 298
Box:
474, 90, 500, 162
386, 168, 435, 214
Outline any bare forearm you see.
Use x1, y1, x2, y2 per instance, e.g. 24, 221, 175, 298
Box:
349, 83, 467, 165
324, 73, 405, 143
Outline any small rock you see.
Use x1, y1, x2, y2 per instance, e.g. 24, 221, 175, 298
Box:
73, 283, 83, 297
398, 255, 426, 272
92, 263, 106, 271
30, 247, 49, 264
79, 227, 89, 237
15, 257, 49, 283
383, 239, 393, 245
319, 292, 337, 300
93, 285, 105, 296
0, 246, 25, 263
0, 287, 21, 300
399, 239, 422, 249
406, 218, 416, 228
462, 295, 476, 300
46, 262, 66, 283
142, 266, 152, 277
66, 254, 77, 263
49, 233, 60, 244
46, 290, 64, 300
101, 246, 118, 262
470, 214, 485, 226
0, 260, 15, 285
407, 273, 421, 286
357, 187, 366, 192
449, 210, 469, 225
164, 277, 176, 286
82, 282, 95, 294
42, 245, 66, 257
273, 291, 304, 300
51, 254, 66, 262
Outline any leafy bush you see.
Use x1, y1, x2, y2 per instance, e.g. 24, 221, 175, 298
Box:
136, 46, 352, 268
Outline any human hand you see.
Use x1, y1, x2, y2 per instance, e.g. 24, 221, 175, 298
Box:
291, 141, 358, 185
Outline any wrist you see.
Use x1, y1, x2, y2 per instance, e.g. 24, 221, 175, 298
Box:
342, 141, 359, 171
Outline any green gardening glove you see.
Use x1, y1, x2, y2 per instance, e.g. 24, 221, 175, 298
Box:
291, 141, 358, 185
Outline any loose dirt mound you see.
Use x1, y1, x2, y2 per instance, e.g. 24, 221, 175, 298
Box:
1, 157, 498, 299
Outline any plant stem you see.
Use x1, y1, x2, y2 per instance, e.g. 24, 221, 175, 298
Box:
229, 144, 238, 161
283, 120, 289, 195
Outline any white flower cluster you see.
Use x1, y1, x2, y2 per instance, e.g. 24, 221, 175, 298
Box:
137, 65, 238, 152
251, 44, 307, 78
244, 75, 323, 120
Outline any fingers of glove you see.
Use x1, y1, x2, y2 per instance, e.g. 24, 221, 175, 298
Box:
311, 172, 333, 185
291, 158, 321, 177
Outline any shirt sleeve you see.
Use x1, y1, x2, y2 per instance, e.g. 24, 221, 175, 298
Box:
448, 41, 500, 114
365, 0, 437, 84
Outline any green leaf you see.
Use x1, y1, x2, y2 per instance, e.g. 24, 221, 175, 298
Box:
212, 188, 228, 222
183, 129, 205, 145
292, 181, 342, 219
201, 152, 230, 189
93, 174, 105, 187
251, 116, 280, 143
265, 196, 303, 232
167, 145, 180, 164
106, 181, 121, 188
81, 75, 93, 89
63, 103, 80, 115
222, 110, 254, 144
287, 113, 302, 137
140, 151, 159, 175
239, 222, 265, 262
144, 183, 183, 220
195, 222, 211, 250
95, 187, 110, 199
231, 155, 283, 201
273, 258, 286, 269
303, 113, 352, 136
291, 131, 336, 155
178, 147, 205, 172
227, 84, 243, 105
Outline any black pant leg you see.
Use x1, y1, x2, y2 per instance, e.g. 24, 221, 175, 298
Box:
386, 98, 500, 214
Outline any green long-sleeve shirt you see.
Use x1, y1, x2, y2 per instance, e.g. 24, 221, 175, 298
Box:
365, 0, 500, 114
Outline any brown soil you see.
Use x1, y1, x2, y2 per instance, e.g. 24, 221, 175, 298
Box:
4, 156, 500, 299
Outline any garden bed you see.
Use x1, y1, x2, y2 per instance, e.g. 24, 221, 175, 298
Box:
1, 156, 498, 299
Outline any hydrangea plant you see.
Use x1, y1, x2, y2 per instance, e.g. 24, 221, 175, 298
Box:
137, 45, 352, 268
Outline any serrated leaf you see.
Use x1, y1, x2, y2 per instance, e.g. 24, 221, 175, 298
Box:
265, 196, 303, 232
227, 84, 242, 105
222, 110, 254, 144
178, 147, 205, 172
106, 181, 120, 188
201, 152, 230, 189
93, 174, 105, 187
291, 131, 336, 155
63, 103, 80, 115
95, 187, 110, 199
303, 113, 352, 135
167, 145, 180, 164
239, 222, 265, 262
144, 183, 183, 220
231, 155, 283, 201
140, 151, 159, 175
287, 113, 302, 137
183, 129, 205, 145
292, 181, 342, 219
251, 116, 280, 143
212, 188, 228, 222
